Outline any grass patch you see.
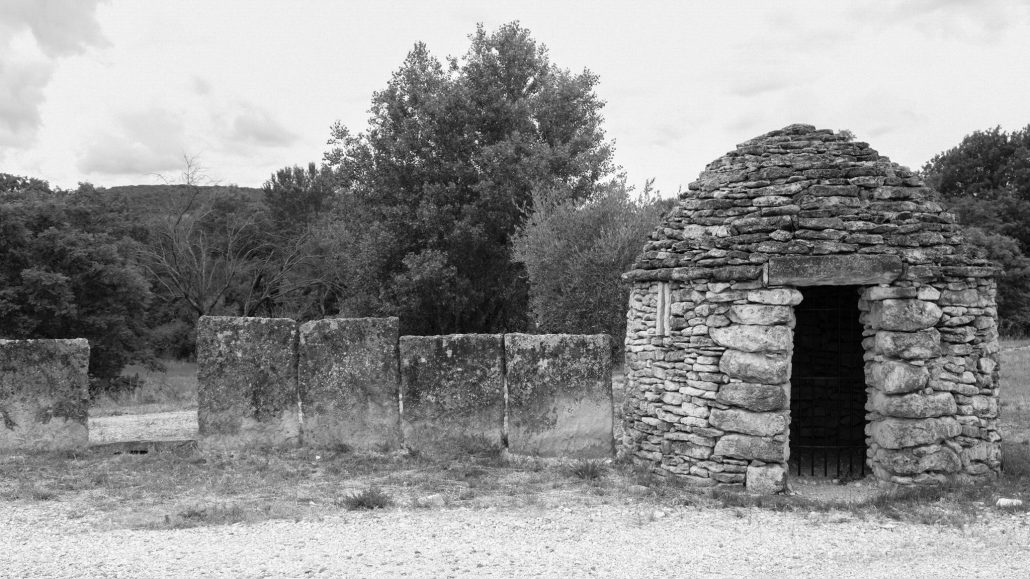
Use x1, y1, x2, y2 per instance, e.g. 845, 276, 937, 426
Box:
91, 360, 198, 417
569, 459, 607, 480
1, 481, 59, 501
339, 486, 393, 510
161, 503, 248, 529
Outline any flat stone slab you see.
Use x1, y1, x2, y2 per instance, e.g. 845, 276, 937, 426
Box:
196, 316, 300, 447
88, 410, 198, 444
0, 339, 90, 451
505, 334, 614, 458
767, 255, 902, 286
298, 317, 401, 450
400, 335, 504, 454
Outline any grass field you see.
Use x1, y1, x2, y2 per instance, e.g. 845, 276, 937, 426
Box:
6, 344, 1013, 529
89, 360, 198, 417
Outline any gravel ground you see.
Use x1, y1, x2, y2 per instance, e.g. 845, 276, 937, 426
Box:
3, 501, 1030, 578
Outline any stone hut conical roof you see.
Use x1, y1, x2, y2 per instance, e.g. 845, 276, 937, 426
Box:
625, 124, 994, 284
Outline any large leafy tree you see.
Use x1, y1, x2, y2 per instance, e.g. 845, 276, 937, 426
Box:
923, 124, 1030, 334
0, 176, 153, 385
324, 22, 615, 334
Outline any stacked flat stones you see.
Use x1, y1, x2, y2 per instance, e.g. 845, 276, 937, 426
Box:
623, 124, 1001, 490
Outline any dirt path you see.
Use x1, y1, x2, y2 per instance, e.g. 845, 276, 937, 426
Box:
3, 501, 1029, 578
88, 411, 198, 445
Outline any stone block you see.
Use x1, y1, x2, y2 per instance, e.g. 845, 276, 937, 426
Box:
0, 339, 90, 451
196, 316, 300, 446
871, 391, 957, 418
715, 382, 787, 411
868, 361, 929, 394
400, 335, 504, 454
713, 433, 786, 462
868, 299, 942, 331
747, 288, 803, 306
719, 349, 791, 383
767, 254, 902, 286
298, 317, 401, 450
710, 325, 792, 353
939, 289, 982, 307
709, 408, 786, 436
869, 416, 961, 450
727, 304, 794, 326
746, 464, 787, 494
505, 333, 614, 458
874, 444, 961, 475
874, 329, 942, 359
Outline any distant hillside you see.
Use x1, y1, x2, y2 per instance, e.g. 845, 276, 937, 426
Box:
102, 184, 264, 206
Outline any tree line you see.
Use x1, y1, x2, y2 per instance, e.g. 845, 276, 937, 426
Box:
1, 22, 1028, 396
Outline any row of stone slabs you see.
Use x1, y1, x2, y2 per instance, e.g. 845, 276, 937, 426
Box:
197, 317, 614, 459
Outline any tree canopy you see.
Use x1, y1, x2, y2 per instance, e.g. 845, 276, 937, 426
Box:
0, 178, 153, 386
323, 22, 615, 334
923, 124, 1030, 334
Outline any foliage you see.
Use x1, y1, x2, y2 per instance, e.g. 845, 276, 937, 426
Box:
0, 177, 153, 386
138, 158, 332, 324
569, 458, 608, 480
339, 486, 393, 510
261, 162, 334, 230
961, 228, 1030, 335
323, 22, 615, 334
922, 124, 1030, 335
512, 179, 670, 347
923, 125, 1030, 201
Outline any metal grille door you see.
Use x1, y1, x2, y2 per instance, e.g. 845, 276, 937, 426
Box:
789, 286, 867, 478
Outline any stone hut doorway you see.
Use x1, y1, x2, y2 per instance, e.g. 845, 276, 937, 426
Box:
789, 286, 867, 478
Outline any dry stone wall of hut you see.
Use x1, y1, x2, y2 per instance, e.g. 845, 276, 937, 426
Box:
623, 124, 1001, 492
197, 316, 614, 458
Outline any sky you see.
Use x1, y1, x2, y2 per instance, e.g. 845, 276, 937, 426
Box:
2, 0, 1029, 195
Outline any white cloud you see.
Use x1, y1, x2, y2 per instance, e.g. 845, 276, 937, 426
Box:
76, 108, 185, 176
226, 105, 298, 148
0, 58, 54, 146
0, 0, 106, 148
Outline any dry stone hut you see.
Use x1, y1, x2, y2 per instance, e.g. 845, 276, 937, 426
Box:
623, 124, 1001, 493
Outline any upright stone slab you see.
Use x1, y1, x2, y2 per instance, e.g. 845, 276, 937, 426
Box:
399, 335, 504, 454
505, 334, 614, 458
0, 339, 89, 451
298, 317, 400, 450
196, 316, 299, 446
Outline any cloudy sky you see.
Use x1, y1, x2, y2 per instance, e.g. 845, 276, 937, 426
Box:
2, 0, 1029, 194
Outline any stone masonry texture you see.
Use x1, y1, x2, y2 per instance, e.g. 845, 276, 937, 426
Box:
505, 333, 614, 458
196, 316, 300, 447
399, 335, 505, 454
0, 339, 90, 451
298, 317, 401, 450
623, 124, 1001, 492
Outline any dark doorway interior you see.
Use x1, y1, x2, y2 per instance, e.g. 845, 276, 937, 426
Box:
789, 286, 867, 478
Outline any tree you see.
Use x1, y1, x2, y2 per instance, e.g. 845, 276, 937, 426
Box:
262, 162, 334, 230
961, 227, 1030, 335
0, 175, 153, 387
139, 157, 326, 323
924, 125, 1030, 201
923, 124, 1030, 335
323, 22, 615, 334
512, 178, 670, 350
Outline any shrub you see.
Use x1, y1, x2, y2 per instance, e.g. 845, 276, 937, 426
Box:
340, 486, 392, 510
